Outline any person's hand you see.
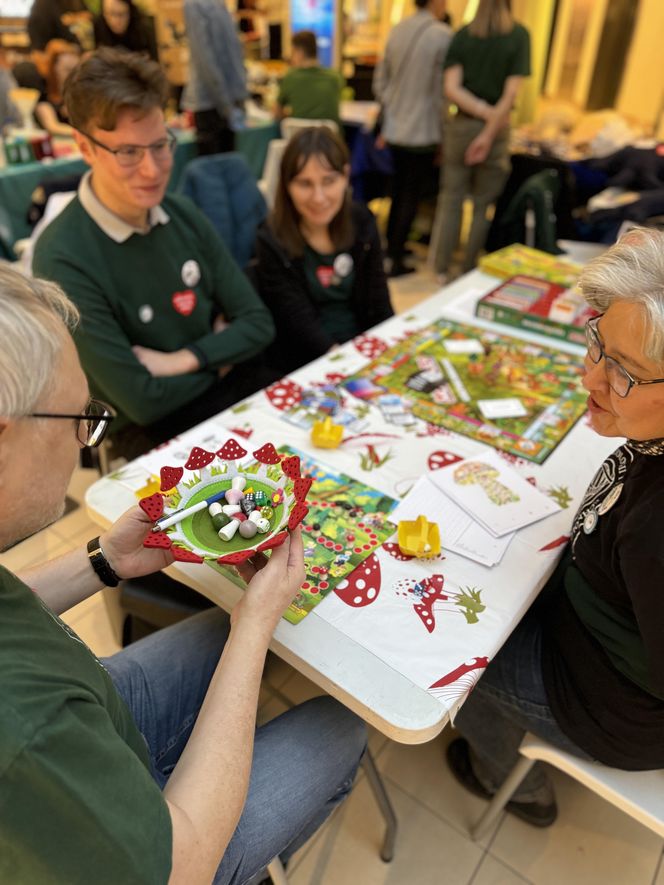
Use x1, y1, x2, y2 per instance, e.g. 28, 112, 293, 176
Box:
231, 528, 305, 634
375, 133, 386, 151
464, 132, 492, 166
100, 507, 174, 580
213, 313, 229, 334
132, 345, 199, 377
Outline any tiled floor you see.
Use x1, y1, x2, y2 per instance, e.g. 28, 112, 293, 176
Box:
2, 266, 663, 884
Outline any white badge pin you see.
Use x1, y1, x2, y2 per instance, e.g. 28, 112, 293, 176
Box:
597, 483, 623, 516
333, 253, 353, 278
181, 259, 201, 287
138, 304, 154, 323
582, 509, 598, 534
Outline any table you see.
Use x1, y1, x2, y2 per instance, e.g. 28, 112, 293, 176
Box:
0, 122, 280, 246
86, 270, 617, 744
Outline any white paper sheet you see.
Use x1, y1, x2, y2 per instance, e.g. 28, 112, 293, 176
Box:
389, 475, 513, 567
432, 451, 561, 537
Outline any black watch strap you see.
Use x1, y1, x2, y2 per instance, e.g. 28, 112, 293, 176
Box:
87, 537, 121, 587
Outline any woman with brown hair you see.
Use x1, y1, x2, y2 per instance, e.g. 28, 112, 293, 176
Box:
430, 0, 530, 279
253, 126, 393, 374
34, 39, 82, 137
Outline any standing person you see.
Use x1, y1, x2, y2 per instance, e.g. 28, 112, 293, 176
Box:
253, 126, 393, 374
182, 0, 248, 155
33, 48, 274, 461
94, 0, 158, 60
373, 0, 451, 277
0, 263, 366, 883
430, 0, 530, 279
447, 228, 664, 827
276, 30, 344, 128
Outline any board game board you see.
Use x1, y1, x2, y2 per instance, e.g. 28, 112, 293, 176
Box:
342, 318, 588, 464
209, 446, 397, 625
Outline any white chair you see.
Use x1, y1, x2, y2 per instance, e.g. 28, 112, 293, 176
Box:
280, 117, 339, 140
471, 732, 664, 841
257, 137, 288, 209
266, 857, 289, 884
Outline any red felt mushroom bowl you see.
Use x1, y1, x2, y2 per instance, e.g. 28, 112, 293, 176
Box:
140, 439, 310, 566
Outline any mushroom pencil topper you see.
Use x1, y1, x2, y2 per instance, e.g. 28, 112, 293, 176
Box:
397, 515, 441, 559
311, 416, 344, 449
139, 439, 311, 565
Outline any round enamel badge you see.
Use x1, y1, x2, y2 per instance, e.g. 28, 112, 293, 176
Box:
333, 253, 353, 278
138, 304, 154, 323
181, 259, 201, 287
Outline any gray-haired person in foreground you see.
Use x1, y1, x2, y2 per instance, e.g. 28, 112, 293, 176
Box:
0, 263, 366, 883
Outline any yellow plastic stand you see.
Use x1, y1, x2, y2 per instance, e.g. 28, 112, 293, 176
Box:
311, 416, 344, 448
397, 515, 441, 558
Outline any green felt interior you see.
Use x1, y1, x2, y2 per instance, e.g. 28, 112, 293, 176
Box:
178, 478, 285, 555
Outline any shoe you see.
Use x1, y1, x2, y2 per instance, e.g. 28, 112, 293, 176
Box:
446, 738, 558, 829
387, 261, 416, 278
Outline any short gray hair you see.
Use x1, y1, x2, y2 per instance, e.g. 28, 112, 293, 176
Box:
580, 227, 664, 362
0, 263, 79, 417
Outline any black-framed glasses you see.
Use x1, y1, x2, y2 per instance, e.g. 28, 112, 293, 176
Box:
77, 127, 177, 168
31, 398, 116, 448
585, 316, 664, 398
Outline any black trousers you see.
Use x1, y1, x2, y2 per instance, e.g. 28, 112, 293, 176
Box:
386, 145, 437, 263
194, 108, 236, 156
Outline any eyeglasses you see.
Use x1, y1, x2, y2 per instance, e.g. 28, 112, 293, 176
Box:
77, 128, 177, 168
585, 316, 664, 398
30, 398, 116, 448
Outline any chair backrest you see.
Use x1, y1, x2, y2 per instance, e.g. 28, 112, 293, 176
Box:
520, 733, 664, 838
280, 117, 339, 140
493, 169, 561, 255
178, 152, 267, 268
257, 138, 288, 210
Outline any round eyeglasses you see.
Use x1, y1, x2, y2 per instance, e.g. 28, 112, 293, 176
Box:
585, 316, 664, 398
30, 398, 116, 448
77, 128, 177, 168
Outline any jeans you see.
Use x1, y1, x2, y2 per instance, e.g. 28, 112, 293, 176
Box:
454, 600, 592, 804
103, 608, 367, 884
431, 116, 510, 274
194, 108, 236, 155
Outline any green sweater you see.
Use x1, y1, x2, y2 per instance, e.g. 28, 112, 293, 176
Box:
33, 194, 274, 429
0, 566, 171, 883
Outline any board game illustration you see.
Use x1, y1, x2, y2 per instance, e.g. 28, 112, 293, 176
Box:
280, 383, 371, 434
342, 318, 588, 464
278, 447, 397, 624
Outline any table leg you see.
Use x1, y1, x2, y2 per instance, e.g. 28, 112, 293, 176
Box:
361, 749, 397, 862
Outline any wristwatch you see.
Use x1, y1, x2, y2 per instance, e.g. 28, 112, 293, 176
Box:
87, 537, 121, 587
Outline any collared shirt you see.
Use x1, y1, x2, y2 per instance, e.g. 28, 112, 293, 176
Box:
78, 171, 170, 243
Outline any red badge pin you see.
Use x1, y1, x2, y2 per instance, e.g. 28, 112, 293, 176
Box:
172, 289, 197, 316
315, 266, 334, 288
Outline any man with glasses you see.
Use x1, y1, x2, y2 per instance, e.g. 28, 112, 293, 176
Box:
0, 264, 365, 881
34, 47, 275, 460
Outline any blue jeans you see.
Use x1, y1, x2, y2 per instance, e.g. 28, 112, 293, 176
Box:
103, 608, 367, 884
454, 600, 592, 804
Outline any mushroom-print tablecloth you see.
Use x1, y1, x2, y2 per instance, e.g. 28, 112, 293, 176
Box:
108, 288, 619, 716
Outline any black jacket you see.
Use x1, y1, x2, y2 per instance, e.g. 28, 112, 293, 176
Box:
253, 202, 393, 374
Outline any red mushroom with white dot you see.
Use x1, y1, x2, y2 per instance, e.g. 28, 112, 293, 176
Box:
333, 553, 381, 607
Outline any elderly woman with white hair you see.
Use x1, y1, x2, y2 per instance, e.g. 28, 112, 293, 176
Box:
447, 228, 664, 827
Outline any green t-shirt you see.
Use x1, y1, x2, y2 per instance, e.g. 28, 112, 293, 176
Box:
444, 23, 530, 106
277, 66, 344, 125
303, 246, 358, 344
0, 567, 172, 883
